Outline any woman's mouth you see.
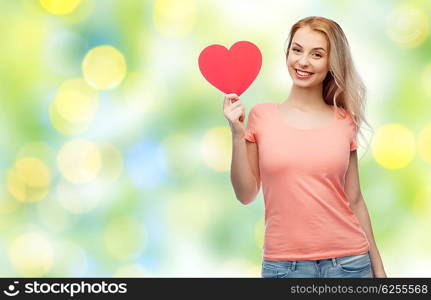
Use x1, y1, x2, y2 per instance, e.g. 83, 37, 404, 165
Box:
295, 69, 314, 79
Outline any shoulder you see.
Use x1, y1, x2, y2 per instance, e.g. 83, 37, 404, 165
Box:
335, 106, 356, 124
249, 102, 277, 115
335, 107, 358, 136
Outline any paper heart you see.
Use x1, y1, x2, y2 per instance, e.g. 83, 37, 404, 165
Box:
198, 41, 262, 96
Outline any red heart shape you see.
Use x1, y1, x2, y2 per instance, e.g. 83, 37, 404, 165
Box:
198, 41, 262, 96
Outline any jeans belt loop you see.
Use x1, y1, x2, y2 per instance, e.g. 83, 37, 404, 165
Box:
332, 258, 337, 267
292, 261, 296, 271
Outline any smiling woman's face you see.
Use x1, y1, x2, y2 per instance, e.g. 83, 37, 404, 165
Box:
287, 26, 329, 87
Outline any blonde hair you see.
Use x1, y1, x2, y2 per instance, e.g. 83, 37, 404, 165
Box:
285, 16, 373, 156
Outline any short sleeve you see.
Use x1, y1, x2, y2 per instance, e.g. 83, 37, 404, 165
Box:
245, 104, 259, 143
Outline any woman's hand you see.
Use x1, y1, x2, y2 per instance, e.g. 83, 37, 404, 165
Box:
223, 93, 246, 136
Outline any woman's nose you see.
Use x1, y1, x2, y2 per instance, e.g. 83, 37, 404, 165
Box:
298, 55, 309, 66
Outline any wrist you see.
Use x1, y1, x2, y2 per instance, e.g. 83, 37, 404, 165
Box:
372, 265, 387, 277
373, 270, 387, 278
232, 130, 245, 140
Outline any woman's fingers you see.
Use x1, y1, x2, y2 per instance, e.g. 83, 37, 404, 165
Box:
224, 98, 242, 115
223, 93, 239, 108
222, 93, 246, 134
230, 106, 245, 122
229, 100, 242, 109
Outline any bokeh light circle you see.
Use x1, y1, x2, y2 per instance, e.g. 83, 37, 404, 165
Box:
371, 124, 416, 169
82, 45, 127, 90
39, 0, 81, 15
153, 0, 196, 38
57, 139, 102, 184
97, 143, 124, 184
54, 78, 99, 123
126, 141, 168, 189
7, 157, 51, 203
9, 232, 53, 276
386, 5, 430, 48
15, 157, 51, 187
56, 179, 104, 214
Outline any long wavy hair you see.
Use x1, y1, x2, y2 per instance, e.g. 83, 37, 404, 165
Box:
285, 16, 373, 156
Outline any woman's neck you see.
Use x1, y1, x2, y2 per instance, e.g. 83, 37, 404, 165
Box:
284, 83, 327, 110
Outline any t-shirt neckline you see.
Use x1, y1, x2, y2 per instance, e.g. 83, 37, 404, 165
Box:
275, 102, 337, 131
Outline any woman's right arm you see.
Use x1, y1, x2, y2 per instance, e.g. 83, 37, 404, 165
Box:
223, 93, 261, 205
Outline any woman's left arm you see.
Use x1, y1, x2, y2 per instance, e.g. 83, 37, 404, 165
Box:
345, 150, 387, 278
350, 196, 387, 277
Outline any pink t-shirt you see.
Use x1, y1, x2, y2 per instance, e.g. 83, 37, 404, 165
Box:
245, 102, 370, 261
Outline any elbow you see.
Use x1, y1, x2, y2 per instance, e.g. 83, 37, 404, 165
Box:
239, 197, 253, 205
236, 192, 252, 205
238, 185, 260, 205
238, 197, 253, 206
231, 174, 260, 205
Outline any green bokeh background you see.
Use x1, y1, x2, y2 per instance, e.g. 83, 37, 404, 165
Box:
0, 0, 430, 277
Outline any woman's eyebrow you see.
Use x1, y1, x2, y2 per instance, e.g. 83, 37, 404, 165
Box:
292, 42, 326, 52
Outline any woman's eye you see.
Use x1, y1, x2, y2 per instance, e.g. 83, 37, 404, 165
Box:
292, 48, 322, 57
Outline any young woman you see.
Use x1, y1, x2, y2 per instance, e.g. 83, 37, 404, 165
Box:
223, 16, 387, 278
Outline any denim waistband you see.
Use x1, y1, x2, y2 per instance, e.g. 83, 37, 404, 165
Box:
264, 251, 370, 271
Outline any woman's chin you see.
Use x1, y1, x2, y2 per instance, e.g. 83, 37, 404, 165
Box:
290, 75, 323, 86
292, 78, 313, 85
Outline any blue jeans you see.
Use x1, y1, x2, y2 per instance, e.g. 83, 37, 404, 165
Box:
261, 251, 373, 278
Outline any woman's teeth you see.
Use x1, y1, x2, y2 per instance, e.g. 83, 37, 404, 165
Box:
296, 69, 313, 76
